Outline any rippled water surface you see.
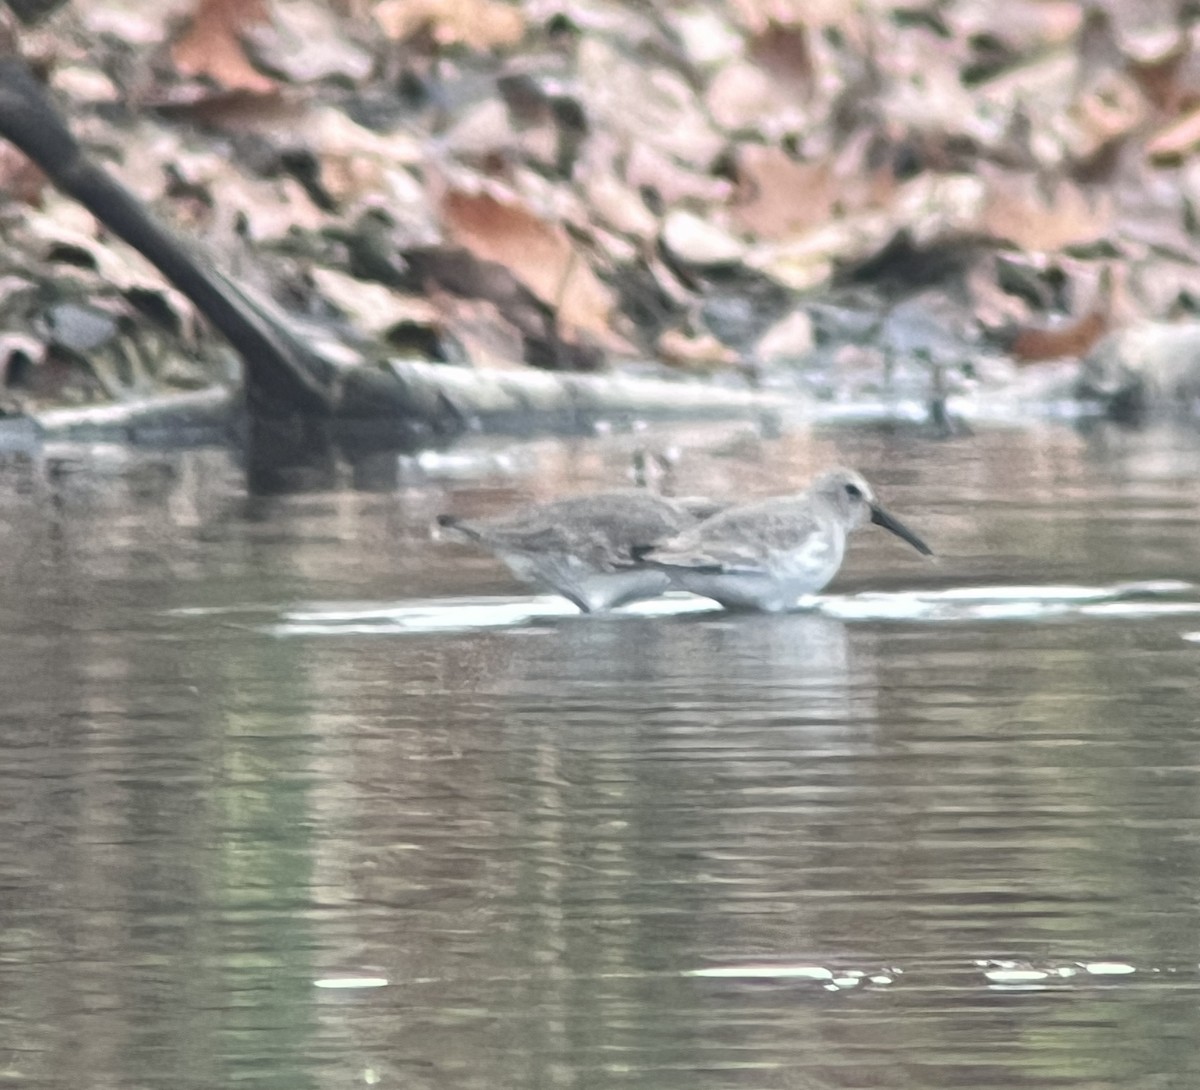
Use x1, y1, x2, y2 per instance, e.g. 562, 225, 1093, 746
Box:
3, 419, 1200, 1089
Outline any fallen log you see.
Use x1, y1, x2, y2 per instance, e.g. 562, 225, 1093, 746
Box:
29, 361, 789, 442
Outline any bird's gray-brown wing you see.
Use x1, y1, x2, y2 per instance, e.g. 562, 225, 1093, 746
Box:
442, 491, 701, 571
640, 497, 825, 574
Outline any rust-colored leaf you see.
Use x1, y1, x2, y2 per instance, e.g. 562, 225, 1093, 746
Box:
441, 189, 614, 338
1009, 268, 1117, 363
171, 0, 277, 94
1010, 309, 1110, 362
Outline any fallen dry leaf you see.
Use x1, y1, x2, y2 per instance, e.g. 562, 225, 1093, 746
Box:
171, 0, 277, 94
441, 189, 614, 338
732, 146, 836, 239
1008, 266, 1119, 362
373, 0, 524, 51
76, 0, 189, 44
577, 149, 659, 238
1127, 39, 1190, 111
982, 170, 1114, 252
950, 0, 1083, 54
1105, 0, 1183, 65
707, 61, 796, 133
1147, 105, 1200, 163
21, 198, 180, 294
246, 0, 373, 85
657, 328, 739, 371
1126, 258, 1200, 318
746, 20, 814, 97
576, 37, 725, 169
0, 144, 47, 206
150, 88, 302, 134
754, 307, 815, 362
426, 290, 525, 369
666, 6, 744, 68
624, 144, 733, 207
1064, 71, 1145, 164
1010, 310, 1110, 362
661, 210, 745, 266
311, 268, 438, 336
305, 108, 427, 209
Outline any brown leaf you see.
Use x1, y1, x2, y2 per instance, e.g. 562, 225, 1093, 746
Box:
1009, 267, 1117, 363
747, 21, 814, 96
1065, 71, 1145, 164
657, 328, 739, 372
426, 290, 525, 369
171, 0, 277, 94
981, 171, 1113, 252
1146, 105, 1200, 163
246, 0, 374, 85
307, 110, 425, 205
755, 308, 814, 362
441, 189, 614, 338
1128, 40, 1190, 112
578, 149, 659, 237
0, 144, 47, 206
150, 87, 301, 132
1010, 310, 1110, 363
624, 144, 732, 206
373, 0, 524, 51
661, 210, 745, 266
732, 146, 835, 239
707, 61, 790, 132
311, 269, 439, 337
576, 38, 725, 169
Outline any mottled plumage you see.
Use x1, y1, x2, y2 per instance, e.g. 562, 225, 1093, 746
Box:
637, 468, 932, 612
436, 489, 718, 613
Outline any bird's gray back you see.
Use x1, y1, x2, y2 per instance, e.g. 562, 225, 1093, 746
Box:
467, 490, 701, 569
671, 494, 832, 552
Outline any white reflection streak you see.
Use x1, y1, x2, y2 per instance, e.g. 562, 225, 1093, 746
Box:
259, 580, 1200, 637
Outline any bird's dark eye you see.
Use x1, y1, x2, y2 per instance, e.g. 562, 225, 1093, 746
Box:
844, 483, 862, 499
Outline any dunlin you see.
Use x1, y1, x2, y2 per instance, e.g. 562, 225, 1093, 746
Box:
436, 489, 719, 613
635, 467, 932, 612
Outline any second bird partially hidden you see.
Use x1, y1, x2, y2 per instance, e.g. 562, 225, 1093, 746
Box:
437, 489, 719, 613
635, 467, 932, 612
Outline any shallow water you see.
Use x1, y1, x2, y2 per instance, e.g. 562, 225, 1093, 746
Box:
2, 419, 1200, 1089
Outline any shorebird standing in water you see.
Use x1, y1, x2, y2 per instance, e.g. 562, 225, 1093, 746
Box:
436, 490, 721, 613
634, 467, 932, 612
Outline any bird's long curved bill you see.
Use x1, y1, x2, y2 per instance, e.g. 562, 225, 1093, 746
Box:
870, 505, 933, 556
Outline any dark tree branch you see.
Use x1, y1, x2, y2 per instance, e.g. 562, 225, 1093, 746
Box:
3, 0, 68, 26
0, 53, 339, 416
